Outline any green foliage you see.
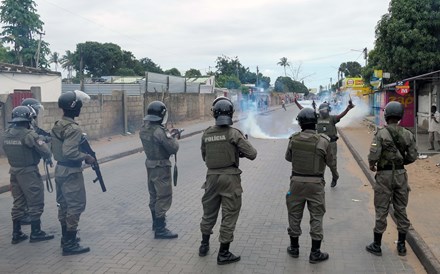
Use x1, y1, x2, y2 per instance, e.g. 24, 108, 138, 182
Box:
339, 61, 362, 77
164, 67, 181, 76
274, 76, 308, 93
216, 75, 241, 89
0, 0, 49, 66
116, 68, 137, 76
185, 68, 202, 78
277, 57, 290, 77
367, 0, 440, 81
139, 57, 163, 73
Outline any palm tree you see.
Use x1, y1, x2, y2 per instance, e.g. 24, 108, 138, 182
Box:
60, 50, 74, 82
277, 57, 290, 77
49, 52, 59, 71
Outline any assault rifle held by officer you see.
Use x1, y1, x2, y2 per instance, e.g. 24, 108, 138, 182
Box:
80, 135, 106, 192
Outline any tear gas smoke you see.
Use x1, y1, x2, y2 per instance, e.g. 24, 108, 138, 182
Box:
241, 110, 292, 139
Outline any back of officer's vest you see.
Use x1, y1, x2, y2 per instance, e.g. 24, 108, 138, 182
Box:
3, 128, 40, 167
140, 125, 171, 160
204, 127, 236, 169
290, 133, 325, 175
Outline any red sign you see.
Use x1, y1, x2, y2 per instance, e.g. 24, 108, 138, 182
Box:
395, 81, 410, 96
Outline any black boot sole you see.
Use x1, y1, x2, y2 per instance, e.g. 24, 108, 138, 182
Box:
366, 246, 382, 256
62, 247, 91, 256
30, 235, 55, 243
287, 247, 299, 258
154, 234, 178, 239
217, 257, 241, 265
11, 235, 28, 244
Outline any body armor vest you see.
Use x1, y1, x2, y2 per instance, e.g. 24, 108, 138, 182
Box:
317, 117, 337, 137
51, 120, 74, 162
141, 125, 172, 160
204, 127, 236, 169
378, 127, 404, 168
3, 128, 41, 167
290, 133, 325, 175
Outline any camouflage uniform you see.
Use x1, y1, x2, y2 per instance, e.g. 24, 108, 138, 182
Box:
200, 125, 257, 244
368, 124, 418, 234
3, 125, 51, 223
285, 129, 335, 240
51, 117, 88, 232
316, 115, 340, 181
139, 123, 179, 219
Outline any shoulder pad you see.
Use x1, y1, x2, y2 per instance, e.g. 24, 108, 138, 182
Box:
231, 127, 245, 136
289, 132, 301, 139
319, 133, 331, 141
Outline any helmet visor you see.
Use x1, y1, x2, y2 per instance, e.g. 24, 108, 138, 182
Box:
161, 111, 168, 125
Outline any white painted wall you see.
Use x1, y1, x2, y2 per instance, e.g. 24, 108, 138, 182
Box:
0, 73, 61, 102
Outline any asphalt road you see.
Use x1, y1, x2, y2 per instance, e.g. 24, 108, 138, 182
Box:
0, 107, 425, 273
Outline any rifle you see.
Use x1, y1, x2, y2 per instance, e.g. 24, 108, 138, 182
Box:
170, 128, 184, 139
44, 158, 53, 193
80, 135, 107, 192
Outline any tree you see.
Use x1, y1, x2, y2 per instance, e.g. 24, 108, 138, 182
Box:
60, 50, 75, 82
339, 61, 362, 78
49, 52, 59, 71
274, 76, 308, 93
277, 57, 290, 77
139, 57, 163, 73
0, 43, 13, 63
185, 68, 202, 78
367, 0, 440, 81
0, 0, 49, 66
164, 68, 181, 76
74, 42, 124, 77
216, 75, 241, 89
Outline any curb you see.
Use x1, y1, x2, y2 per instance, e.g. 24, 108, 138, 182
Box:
339, 126, 440, 274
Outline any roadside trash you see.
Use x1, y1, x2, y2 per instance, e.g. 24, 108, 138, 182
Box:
436, 163, 440, 167
418, 154, 428, 159
351, 199, 361, 202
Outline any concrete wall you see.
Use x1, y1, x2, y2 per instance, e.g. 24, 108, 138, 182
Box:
0, 73, 62, 102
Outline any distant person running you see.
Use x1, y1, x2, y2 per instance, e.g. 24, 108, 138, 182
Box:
282, 99, 287, 111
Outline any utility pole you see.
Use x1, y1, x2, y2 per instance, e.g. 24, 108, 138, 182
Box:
34, 31, 45, 68
363, 47, 368, 66
256, 66, 259, 87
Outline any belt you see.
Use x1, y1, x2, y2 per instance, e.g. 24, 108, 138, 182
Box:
377, 165, 404, 171
291, 171, 323, 178
57, 160, 82, 168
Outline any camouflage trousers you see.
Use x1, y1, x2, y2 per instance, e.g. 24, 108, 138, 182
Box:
373, 169, 410, 234
55, 166, 86, 232
200, 174, 242, 244
286, 178, 326, 241
10, 167, 45, 222
147, 166, 173, 218
329, 141, 339, 180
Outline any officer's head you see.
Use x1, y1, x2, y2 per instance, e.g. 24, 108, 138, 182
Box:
58, 90, 90, 118
297, 107, 318, 131
9, 106, 33, 127
212, 97, 234, 126
318, 102, 331, 118
21, 98, 44, 118
384, 101, 404, 123
143, 101, 168, 125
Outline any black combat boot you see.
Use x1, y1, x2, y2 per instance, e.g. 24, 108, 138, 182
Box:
331, 178, 338, 187
29, 220, 55, 243
309, 239, 329, 264
287, 236, 299, 258
199, 234, 210, 257
60, 224, 81, 247
366, 232, 382, 256
154, 217, 178, 239
217, 242, 241, 265
62, 231, 90, 256
150, 210, 157, 231
11, 220, 28, 244
397, 232, 407, 256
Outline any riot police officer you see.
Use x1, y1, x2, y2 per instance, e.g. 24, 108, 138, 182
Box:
366, 101, 417, 257
139, 101, 179, 239
51, 90, 95, 256
285, 107, 336, 264
2, 106, 54, 244
294, 99, 354, 187
21, 98, 50, 141
199, 97, 257, 265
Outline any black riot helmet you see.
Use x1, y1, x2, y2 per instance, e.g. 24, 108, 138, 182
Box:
212, 97, 234, 126
58, 90, 90, 112
318, 102, 331, 118
143, 101, 168, 124
297, 107, 318, 128
21, 98, 44, 118
9, 106, 33, 123
384, 101, 404, 121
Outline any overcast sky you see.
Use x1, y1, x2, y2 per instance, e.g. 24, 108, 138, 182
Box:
33, 0, 390, 89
